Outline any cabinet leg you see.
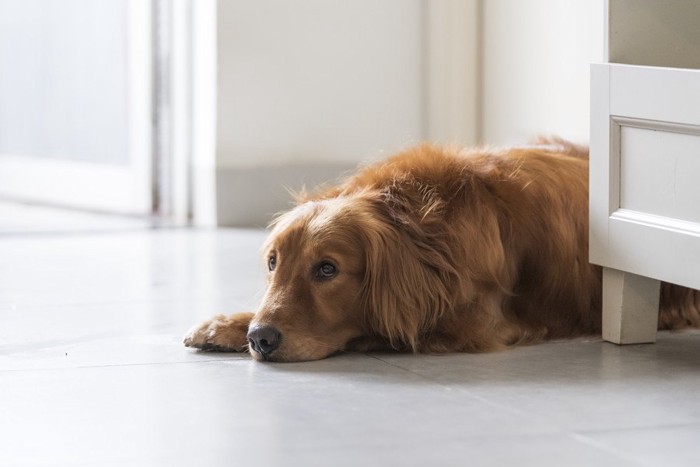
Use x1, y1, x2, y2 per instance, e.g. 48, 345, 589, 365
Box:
602, 268, 660, 344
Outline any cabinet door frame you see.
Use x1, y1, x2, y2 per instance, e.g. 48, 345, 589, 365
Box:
590, 63, 700, 290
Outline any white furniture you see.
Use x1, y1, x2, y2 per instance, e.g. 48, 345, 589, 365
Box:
590, 0, 700, 344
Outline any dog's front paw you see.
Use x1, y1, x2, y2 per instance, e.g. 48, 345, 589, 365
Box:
183, 313, 253, 352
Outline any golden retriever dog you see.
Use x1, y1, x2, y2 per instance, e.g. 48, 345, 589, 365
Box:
184, 140, 700, 362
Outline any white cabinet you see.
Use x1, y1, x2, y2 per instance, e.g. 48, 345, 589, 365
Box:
590, 0, 700, 344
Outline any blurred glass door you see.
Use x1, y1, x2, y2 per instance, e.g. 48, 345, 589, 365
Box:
0, 0, 152, 215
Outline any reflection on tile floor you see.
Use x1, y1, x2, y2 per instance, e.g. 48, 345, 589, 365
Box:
2, 228, 700, 466
0, 201, 152, 235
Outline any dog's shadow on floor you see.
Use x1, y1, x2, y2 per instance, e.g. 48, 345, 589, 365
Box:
259, 331, 700, 387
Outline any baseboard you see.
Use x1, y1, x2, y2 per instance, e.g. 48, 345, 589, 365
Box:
215, 162, 357, 228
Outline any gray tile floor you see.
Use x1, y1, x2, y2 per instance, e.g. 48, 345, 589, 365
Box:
2, 227, 700, 467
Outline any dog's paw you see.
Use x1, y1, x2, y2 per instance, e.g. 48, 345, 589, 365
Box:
183, 313, 252, 352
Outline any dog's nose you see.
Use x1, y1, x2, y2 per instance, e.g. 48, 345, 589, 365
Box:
247, 325, 282, 356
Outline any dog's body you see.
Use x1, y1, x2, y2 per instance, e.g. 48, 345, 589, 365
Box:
185, 141, 700, 361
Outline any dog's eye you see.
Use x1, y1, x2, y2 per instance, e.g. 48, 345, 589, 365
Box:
268, 255, 277, 272
316, 261, 337, 279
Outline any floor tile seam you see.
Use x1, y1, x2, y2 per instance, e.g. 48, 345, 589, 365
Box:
573, 420, 700, 437
0, 228, 263, 243
364, 354, 491, 393
568, 432, 656, 467
484, 404, 700, 439
222, 429, 652, 451
0, 333, 140, 354
0, 227, 154, 238
364, 353, 443, 383
0, 295, 252, 311
0, 333, 189, 355
0, 358, 247, 373
448, 389, 539, 419
364, 353, 535, 418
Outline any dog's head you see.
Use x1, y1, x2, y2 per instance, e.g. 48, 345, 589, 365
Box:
246, 190, 461, 362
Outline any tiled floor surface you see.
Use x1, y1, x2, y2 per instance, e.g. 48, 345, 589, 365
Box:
0, 201, 151, 235
2, 227, 700, 466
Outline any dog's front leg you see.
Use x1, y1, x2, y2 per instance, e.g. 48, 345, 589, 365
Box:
183, 312, 254, 352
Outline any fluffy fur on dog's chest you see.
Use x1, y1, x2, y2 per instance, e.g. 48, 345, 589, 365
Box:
184, 140, 700, 362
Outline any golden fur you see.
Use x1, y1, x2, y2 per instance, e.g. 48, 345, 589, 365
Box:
184, 141, 700, 361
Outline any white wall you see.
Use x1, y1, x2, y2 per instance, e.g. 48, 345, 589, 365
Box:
216, 0, 425, 168
207, 0, 605, 226
215, 0, 606, 162
481, 0, 605, 145
425, 0, 480, 146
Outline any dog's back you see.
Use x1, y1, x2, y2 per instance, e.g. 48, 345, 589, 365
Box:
324, 141, 699, 346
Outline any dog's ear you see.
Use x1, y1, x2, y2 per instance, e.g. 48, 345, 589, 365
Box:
357, 191, 460, 351
356, 184, 513, 351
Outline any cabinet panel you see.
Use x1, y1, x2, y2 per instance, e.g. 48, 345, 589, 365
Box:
590, 63, 700, 291
619, 126, 700, 223
609, 65, 700, 126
